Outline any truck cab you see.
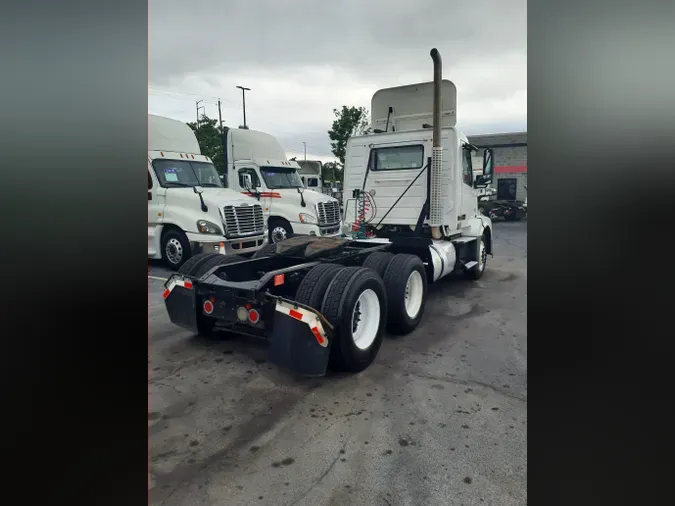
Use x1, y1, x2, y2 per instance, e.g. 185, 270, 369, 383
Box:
224, 128, 342, 243
342, 62, 495, 279
297, 160, 323, 192
148, 115, 268, 269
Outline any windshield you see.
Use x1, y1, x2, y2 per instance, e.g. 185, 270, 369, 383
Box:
152, 159, 223, 188
260, 166, 304, 189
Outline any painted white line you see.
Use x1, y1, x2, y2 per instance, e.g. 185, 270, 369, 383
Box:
148, 275, 169, 281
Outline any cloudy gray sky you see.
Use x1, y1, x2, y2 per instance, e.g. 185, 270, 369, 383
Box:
149, 0, 526, 162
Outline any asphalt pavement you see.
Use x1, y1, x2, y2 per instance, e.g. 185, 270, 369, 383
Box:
149, 221, 527, 506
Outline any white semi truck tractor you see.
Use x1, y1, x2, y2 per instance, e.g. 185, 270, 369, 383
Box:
148, 115, 268, 269
161, 48, 494, 376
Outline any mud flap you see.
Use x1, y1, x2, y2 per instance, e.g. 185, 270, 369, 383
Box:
268, 302, 332, 377
162, 277, 199, 333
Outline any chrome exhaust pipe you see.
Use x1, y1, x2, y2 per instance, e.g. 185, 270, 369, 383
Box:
429, 48, 443, 238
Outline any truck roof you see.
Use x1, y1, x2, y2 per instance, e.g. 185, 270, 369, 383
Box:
371, 80, 457, 132
227, 128, 287, 162
148, 114, 201, 154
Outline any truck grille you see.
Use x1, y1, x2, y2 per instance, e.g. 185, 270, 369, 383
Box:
222, 204, 265, 238
317, 201, 340, 226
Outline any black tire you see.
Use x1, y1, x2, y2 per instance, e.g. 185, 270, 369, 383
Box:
321, 267, 387, 372
161, 228, 192, 270
294, 263, 345, 309
193, 254, 245, 278
467, 234, 488, 280
504, 212, 519, 222
252, 243, 278, 258
269, 218, 294, 243
178, 253, 218, 276
382, 254, 428, 335
362, 251, 394, 278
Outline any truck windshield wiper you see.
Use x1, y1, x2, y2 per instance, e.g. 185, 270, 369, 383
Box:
200, 183, 221, 187
164, 181, 191, 187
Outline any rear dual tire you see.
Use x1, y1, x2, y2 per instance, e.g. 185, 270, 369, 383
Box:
320, 267, 388, 373
382, 254, 428, 335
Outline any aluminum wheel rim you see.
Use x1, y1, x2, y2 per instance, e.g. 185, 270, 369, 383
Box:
165, 238, 183, 265
350, 289, 380, 350
478, 240, 487, 271
271, 226, 287, 243
404, 270, 424, 318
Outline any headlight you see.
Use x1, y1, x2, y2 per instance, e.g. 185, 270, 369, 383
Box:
197, 220, 223, 235
299, 213, 317, 224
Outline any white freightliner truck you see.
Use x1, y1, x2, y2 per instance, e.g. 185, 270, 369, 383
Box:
148, 115, 268, 269
161, 48, 494, 376
297, 159, 323, 192
223, 128, 342, 244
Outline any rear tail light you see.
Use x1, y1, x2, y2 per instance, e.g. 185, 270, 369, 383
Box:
203, 300, 214, 315
248, 309, 260, 324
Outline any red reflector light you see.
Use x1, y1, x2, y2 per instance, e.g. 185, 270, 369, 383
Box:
310, 326, 324, 345
162, 289, 170, 299
248, 309, 260, 323
203, 300, 214, 314
183, 281, 193, 289
289, 309, 303, 321
274, 274, 285, 286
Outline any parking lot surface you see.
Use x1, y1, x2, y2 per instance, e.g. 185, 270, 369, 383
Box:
149, 222, 527, 506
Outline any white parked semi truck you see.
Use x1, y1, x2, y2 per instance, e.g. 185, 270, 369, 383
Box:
297, 159, 323, 191
161, 48, 494, 376
223, 128, 342, 244
148, 114, 268, 269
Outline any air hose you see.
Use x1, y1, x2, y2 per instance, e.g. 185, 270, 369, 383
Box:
352, 190, 376, 239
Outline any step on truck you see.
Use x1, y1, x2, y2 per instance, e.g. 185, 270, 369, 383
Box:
162, 48, 495, 376
223, 127, 342, 244
148, 115, 268, 269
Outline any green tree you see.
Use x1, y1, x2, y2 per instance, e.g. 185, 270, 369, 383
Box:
327, 106, 369, 166
187, 115, 225, 174
322, 161, 342, 182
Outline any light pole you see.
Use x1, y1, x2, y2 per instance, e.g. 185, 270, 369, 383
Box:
236, 85, 251, 128
303, 142, 306, 161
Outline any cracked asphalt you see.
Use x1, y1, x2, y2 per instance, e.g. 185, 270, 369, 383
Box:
149, 221, 527, 506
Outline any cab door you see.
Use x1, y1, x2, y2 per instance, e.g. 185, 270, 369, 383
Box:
148, 163, 165, 258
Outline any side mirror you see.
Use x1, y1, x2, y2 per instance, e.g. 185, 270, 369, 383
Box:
193, 185, 204, 194
482, 148, 494, 184
241, 174, 252, 190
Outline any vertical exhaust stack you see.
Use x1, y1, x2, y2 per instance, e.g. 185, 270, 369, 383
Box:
429, 48, 443, 238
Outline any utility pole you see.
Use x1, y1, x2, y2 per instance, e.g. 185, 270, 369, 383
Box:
196, 100, 205, 129
303, 142, 307, 161
217, 99, 224, 132
236, 85, 251, 128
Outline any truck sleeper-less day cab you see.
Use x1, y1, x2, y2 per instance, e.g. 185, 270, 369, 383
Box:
223, 128, 342, 244
162, 49, 494, 376
148, 115, 268, 269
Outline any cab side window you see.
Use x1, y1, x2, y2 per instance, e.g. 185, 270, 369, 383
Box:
461, 147, 473, 186
238, 168, 261, 189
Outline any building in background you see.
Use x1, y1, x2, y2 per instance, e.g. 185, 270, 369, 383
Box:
468, 131, 527, 202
